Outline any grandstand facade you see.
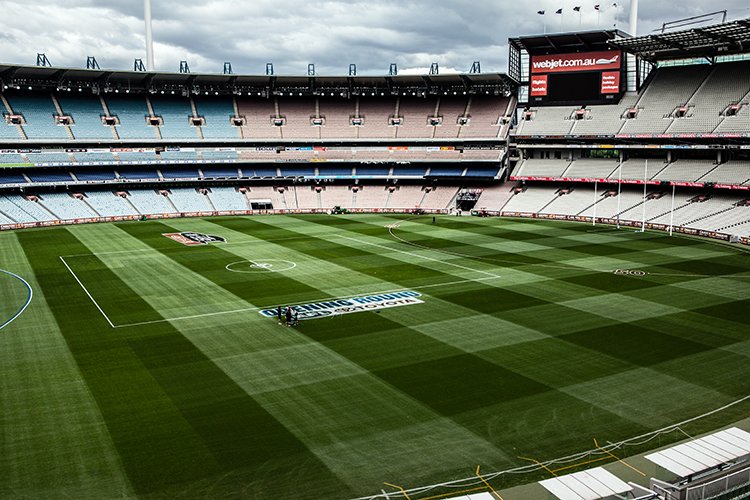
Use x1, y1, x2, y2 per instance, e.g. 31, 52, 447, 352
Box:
492, 19, 750, 246
0, 67, 515, 228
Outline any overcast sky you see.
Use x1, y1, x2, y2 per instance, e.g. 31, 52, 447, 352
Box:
1, 1, 749, 76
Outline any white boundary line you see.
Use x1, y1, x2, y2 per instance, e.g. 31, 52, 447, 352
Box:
0, 269, 34, 331
59, 256, 116, 329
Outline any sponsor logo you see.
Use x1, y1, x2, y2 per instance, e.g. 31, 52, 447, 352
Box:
260, 291, 424, 320
163, 232, 227, 246
600, 71, 621, 94
531, 51, 621, 74
530, 74, 548, 97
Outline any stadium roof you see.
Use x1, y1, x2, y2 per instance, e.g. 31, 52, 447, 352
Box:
644, 427, 750, 478
538, 467, 632, 500
609, 18, 750, 62
509, 30, 628, 55
0, 63, 515, 96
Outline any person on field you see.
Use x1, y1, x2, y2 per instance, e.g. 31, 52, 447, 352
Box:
285, 306, 292, 327
293, 308, 299, 326
276, 306, 283, 324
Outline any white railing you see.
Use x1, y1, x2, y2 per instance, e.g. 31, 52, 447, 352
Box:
686, 465, 750, 500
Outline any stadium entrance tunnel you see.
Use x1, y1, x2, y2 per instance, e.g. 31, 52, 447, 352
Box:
0, 269, 33, 331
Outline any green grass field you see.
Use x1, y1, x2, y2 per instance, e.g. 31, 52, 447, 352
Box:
1, 214, 749, 499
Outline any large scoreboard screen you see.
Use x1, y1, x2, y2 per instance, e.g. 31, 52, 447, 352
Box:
529, 50, 623, 105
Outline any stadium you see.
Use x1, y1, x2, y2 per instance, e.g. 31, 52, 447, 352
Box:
1, 2, 750, 499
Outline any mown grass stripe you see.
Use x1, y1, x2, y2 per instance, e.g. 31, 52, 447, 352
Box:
17, 227, 349, 498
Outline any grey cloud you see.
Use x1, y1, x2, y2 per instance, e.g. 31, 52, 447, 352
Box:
1, 0, 749, 76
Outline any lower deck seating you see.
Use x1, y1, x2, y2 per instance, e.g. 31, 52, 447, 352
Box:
85, 191, 139, 217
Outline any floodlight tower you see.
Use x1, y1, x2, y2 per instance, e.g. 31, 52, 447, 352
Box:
144, 0, 155, 71
629, 0, 639, 36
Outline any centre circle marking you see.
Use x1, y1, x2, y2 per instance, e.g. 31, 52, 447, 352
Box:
226, 259, 297, 273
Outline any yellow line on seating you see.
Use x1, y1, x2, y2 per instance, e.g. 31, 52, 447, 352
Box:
475, 465, 504, 499
419, 486, 489, 500
518, 456, 557, 477
384, 482, 412, 500
593, 438, 646, 477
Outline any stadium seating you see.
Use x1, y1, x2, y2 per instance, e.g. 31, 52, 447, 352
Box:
318, 97, 357, 139
699, 161, 750, 185
201, 149, 238, 161
38, 192, 97, 219
652, 159, 717, 182
167, 188, 213, 212
463, 95, 509, 138
116, 151, 158, 162
117, 168, 159, 180
618, 66, 710, 135
105, 95, 156, 139
387, 185, 425, 209
396, 98, 437, 139
85, 191, 139, 217
0, 153, 28, 164
514, 158, 572, 178
434, 97, 468, 139
358, 97, 397, 138
57, 94, 112, 139
353, 186, 390, 209
5, 93, 70, 139
194, 97, 238, 139
201, 166, 240, 178
74, 151, 116, 163
561, 159, 620, 179
474, 185, 517, 211
25, 169, 73, 183
149, 96, 197, 139
127, 190, 175, 214
0, 194, 55, 222
278, 98, 316, 139
74, 170, 117, 182
207, 187, 247, 211
26, 152, 72, 164
391, 166, 426, 177
499, 183, 750, 236
0, 170, 28, 184
158, 150, 199, 162
513, 62, 750, 138
0, 117, 24, 139
160, 167, 199, 179
668, 62, 750, 134
236, 97, 280, 139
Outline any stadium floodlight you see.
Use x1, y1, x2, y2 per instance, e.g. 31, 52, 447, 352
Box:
629, 0, 638, 35
179, 61, 190, 73
86, 56, 100, 70
144, 0, 155, 71
36, 53, 52, 67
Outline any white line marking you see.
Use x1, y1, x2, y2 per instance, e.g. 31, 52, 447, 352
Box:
113, 275, 505, 328
225, 259, 297, 273
59, 256, 116, 329
0, 269, 34, 331
337, 234, 503, 279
